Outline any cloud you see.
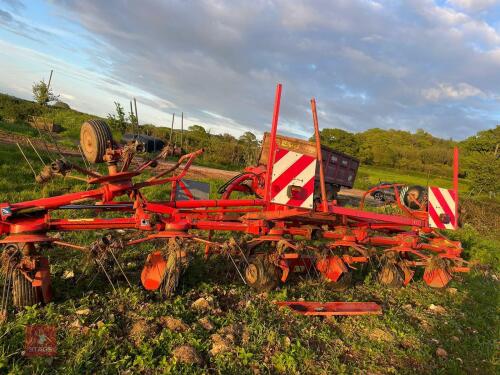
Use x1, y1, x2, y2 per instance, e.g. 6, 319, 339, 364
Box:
2, 0, 499, 140
447, 0, 500, 13
422, 83, 484, 101
0, 7, 54, 42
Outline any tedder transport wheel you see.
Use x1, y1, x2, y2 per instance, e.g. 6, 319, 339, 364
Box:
80, 119, 113, 163
378, 264, 404, 288
12, 269, 40, 308
244, 255, 280, 292
403, 185, 427, 210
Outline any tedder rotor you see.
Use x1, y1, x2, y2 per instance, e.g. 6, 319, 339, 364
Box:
0, 84, 468, 316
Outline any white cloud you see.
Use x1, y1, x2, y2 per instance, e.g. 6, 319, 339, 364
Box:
447, 0, 500, 12
422, 83, 484, 101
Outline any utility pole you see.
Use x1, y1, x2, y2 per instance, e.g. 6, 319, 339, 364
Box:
133, 98, 139, 133
47, 69, 53, 91
170, 113, 175, 143
130, 101, 135, 135
181, 112, 184, 149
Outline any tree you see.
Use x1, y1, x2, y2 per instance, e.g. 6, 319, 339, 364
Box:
107, 102, 127, 134
466, 152, 500, 194
239, 131, 259, 165
461, 125, 500, 154
128, 110, 137, 128
32, 80, 58, 105
311, 128, 359, 156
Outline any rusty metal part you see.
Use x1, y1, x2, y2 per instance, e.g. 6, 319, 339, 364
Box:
423, 256, 452, 288
35, 159, 72, 184
275, 301, 382, 316
140, 238, 189, 297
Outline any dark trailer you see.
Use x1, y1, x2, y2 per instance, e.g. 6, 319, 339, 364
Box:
122, 133, 165, 153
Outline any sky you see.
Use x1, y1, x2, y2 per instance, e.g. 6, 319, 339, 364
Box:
1, 0, 500, 140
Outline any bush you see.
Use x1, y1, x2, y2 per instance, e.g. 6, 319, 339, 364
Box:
449, 224, 500, 272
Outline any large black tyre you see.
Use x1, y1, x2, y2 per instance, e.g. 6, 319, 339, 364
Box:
403, 185, 427, 210
12, 269, 40, 308
80, 119, 113, 163
244, 255, 280, 292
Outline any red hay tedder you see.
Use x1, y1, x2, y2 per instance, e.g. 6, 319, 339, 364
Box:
0, 84, 468, 315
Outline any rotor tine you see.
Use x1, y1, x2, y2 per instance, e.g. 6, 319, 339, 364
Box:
16, 143, 37, 178
95, 259, 116, 293
35, 127, 55, 162
298, 251, 311, 280
163, 248, 175, 296
234, 241, 250, 266
27, 138, 46, 166
1, 257, 14, 323
108, 248, 132, 288
75, 262, 90, 285
45, 131, 65, 160
227, 252, 247, 285
78, 145, 91, 170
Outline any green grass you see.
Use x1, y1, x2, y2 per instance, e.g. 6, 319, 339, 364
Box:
0, 120, 39, 137
355, 165, 470, 192
0, 144, 498, 374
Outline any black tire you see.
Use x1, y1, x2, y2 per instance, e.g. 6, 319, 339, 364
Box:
80, 119, 113, 163
244, 255, 280, 292
403, 185, 427, 210
323, 271, 352, 291
12, 269, 40, 308
377, 265, 403, 288
373, 191, 385, 201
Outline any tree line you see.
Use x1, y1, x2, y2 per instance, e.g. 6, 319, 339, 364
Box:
1, 93, 498, 193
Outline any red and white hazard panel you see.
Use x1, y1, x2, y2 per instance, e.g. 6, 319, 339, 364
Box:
270, 148, 317, 209
428, 187, 457, 230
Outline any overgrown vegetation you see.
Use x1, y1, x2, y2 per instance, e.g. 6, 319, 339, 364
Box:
32, 80, 59, 106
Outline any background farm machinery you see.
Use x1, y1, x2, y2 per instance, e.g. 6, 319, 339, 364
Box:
0, 84, 468, 316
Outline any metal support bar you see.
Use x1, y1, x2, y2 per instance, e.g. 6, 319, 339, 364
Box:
263, 83, 282, 205
311, 98, 328, 212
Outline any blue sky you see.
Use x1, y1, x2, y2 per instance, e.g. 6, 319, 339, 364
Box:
1, 0, 500, 140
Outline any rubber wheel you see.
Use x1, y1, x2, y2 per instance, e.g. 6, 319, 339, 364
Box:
244, 255, 280, 292
378, 265, 403, 288
373, 191, 384, 201
80, 119, 113, 163
12, 269, 41, 308
323, 271, 352, 291
403, 185, 427, 209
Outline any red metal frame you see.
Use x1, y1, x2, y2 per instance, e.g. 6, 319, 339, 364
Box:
0, 83, 468, 303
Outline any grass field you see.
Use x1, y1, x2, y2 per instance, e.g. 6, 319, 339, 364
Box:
0, 142, 498, 374
355, 165, 470, 192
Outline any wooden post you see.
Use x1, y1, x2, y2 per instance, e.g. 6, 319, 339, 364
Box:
134, 98, 139, 132
47, 70, 53, 91
170, 113, 175, 143
311, 98, 328, 212
181, 112, 184, 148
130, 101, 135, 134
